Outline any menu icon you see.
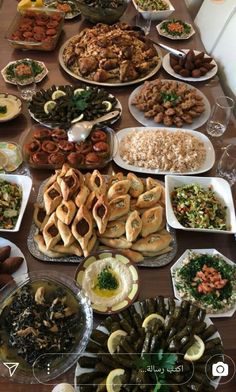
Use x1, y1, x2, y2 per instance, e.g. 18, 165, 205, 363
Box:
3, 362, 19, 377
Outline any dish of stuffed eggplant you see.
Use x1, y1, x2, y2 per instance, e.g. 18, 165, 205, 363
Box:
75, 296, 223, 391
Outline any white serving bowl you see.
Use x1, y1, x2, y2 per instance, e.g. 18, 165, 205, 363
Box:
132, 0, 175, 21
0, 174, 32, 232
165, 175, 236, 234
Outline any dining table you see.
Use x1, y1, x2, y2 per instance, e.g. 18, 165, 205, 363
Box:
0, 0, 236, 391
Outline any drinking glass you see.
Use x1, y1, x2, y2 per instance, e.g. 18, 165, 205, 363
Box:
216, 144, 236, 186
14, 60, 36, 101
206, 96, 234, 137
135, 13, 151, 35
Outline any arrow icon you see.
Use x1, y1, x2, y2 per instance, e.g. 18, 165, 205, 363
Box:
3, 362, 19, 377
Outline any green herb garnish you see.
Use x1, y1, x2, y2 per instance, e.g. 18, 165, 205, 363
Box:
0, 105, 7, 114
6, 60, 43, 82
72, 90, 92, 111
97, 266, 119, 290
160, 91, 179, 105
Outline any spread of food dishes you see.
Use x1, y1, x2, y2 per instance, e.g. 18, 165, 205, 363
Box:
163, 49, 218, 82
0, 0, 235, 388
129, 79, 211, 129
28, 85, 121, 129
156, 19, 195, 39
76, 251, 139, 313
171, 249, 236, 317
1, 59, 48, 84
59, 22, 162, 86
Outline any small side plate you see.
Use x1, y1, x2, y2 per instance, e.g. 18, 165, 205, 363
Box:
0, 237, 27, 279
1, 59, 48, 85
156, 19, 195, 40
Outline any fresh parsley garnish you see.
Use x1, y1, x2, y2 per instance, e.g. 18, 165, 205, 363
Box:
160, 91, 179, 104
0, 105, 7, 114
72, 90, 92, 111
97, 266, 119, 290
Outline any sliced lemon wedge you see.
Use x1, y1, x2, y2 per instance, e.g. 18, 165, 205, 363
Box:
106, 368, 125, 392
102, 100, 112, 112
44, 100, 56, 114
71, 113, 84, 124
51, 90, 66, 100
74, 88, 85, 95
142, 313, 165, 331
107, 330, 127, 354
17, 0, 32, 11
184, 335, 205, 362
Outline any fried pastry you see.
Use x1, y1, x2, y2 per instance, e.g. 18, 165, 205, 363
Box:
53, 242, 83, 256
57, 220, 75, 247
126, 210, 142, 242
141, 246, 172, 257
60, 168, 80, 201
88, 170, 106, 195
83, 231, 97, 257
44, 182, 62, 215
108, 195, 130, 221
56, 200, 76, 225
33, 203, 49, 231
71, 205, 93, 250
34, 234, 64, 258
107, 179, 130, 200
101, 220, 126, 238
42, 213, 61, 250
84, 172, 91, 188
92, 195, 109, 235
43, 173, 58, 192
85, 191, 98, 210
136, 186, 162, 209
120, 249, 144, 263
127, 173, 144, 198
131, 231, 172, 252
74, 185, 90, 208
108, 172, 124, 187
141, 205, 163, 238
99, 236, 132, 249
146, 177, 161, 191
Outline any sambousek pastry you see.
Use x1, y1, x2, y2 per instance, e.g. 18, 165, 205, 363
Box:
141, 205, 164, 238
125, 210, 142, 242
71, 205, 93, 251
57, 220, 75, 247
74, 185, 90, 208
33, 203, 49, 231
101, 220, 126, 238
136, 185, 162, 209
56, 200, 76, 225
88, 169, 107, 195
34, 234, 65, 258
92, 195, 109, 235
99, 236, 132, 249
127, 172, 144, 198
43, 182, 62, 215
146, 177, 161, 191
132, 230, 172, 252
108, 194, 130, 221
85, 191, 98, 210
107, 179, 130, 200
59, 168, 80, 201
42, 212, 61, 250
53, 241, 83, 256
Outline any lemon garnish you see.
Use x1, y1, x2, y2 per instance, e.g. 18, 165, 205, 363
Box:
107, 330, 127, 354
184, 335, 205, 361
102, 100, 112, 112
71, 113, 84, 124
44, 100, 56, 114
51, 90, 66, 100
74, 88, 85, 95
142, 313, 165, 331
106, 368, 125, 392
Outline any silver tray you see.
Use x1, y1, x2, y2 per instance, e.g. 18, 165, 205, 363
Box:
28, 178, 177, 267
58, 38, 162, 87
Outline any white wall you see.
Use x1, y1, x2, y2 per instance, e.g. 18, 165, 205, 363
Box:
185, 0, 204, 18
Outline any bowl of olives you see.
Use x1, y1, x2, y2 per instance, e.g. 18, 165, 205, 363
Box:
77, 0, 129, 24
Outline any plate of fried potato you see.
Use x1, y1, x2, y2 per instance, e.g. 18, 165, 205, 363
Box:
28, 165, 177, 267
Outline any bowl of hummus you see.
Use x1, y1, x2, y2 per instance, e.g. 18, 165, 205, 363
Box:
75, 251, 139, 314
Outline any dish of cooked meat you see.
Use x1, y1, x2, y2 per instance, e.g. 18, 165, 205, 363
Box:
60, 22, 162, 85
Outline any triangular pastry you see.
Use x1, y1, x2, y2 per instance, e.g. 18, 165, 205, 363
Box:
56, 200, 76, 225
42, 212, 61, 250
92, 195, 109, 235
71, 205, 93, 250
44, 182, 62, 215
141, 206, 163, 238
125, 210, 142, 242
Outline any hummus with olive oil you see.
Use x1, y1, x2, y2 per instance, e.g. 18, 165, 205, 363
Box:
82, 257, 133, 307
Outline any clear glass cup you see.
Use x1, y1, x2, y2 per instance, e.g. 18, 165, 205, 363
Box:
14, 60, 36, 101
135, 12, 151, 35
216, 144, 236, 186
206, 96, 234, 137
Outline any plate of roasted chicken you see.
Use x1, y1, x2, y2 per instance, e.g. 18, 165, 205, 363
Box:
59, 22, 162, 86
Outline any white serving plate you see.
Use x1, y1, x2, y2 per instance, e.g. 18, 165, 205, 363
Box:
171, 248, 236, 318
128, 80, 211, 130
0, 174, 32, 232
156, 19, 195, 40
0, 93, 22, 122
0, 237, 27, 279
162, 49, 218, 82
113, 126, 215, 175
1, 59, 48, 85
165, 175, 236, 234
132, 0, 174, 21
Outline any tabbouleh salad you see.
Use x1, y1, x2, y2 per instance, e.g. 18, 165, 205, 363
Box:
0, 180, 22, 229
171, 183, 228, 230
174, 252, 236, 313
